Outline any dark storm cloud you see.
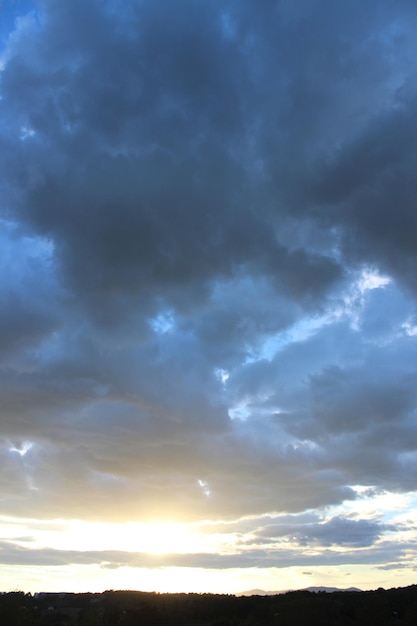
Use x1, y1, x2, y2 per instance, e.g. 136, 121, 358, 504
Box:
310, 100, 417, 296
1, 0, 344, 320
0, 221, 59, 358
1, 0, 417, 531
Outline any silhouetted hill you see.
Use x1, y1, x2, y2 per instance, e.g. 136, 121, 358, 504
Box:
237, 585, 362, 596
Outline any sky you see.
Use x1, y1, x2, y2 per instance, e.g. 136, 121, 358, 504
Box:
1, 0, 417, 595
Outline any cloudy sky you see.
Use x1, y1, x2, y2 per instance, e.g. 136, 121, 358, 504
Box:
1, 0, 417, 594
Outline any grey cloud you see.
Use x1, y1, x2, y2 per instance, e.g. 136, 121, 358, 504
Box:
0, 414, 355, 522
377, 563, 411, 571
0, 537, 412, 571
0, 221, 60, 360
248, 514, 395, 549
1, 0, 417, 530
293, 516, 395, 548
309, 364, 417, 437
1, 0, 344, 324
244, 284, 417, 486
309, 96, 417, 297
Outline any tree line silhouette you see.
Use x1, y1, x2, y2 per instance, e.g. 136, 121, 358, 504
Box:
1, 583, 416, 625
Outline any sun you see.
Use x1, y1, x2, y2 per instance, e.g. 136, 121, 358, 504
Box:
123, 521, 201, 555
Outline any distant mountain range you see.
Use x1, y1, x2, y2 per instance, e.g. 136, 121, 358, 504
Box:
237, 586, 362, 596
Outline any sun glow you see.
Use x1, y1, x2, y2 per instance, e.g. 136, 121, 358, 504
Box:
118, 521, 203, 555
11, 518, 217, 556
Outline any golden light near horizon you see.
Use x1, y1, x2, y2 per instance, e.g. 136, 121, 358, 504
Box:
1, 506, 417, 595
2, 516, 230, 556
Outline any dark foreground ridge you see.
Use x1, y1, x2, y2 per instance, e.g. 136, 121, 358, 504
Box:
1, 584, 416, 625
